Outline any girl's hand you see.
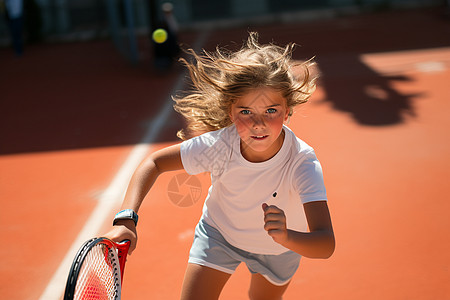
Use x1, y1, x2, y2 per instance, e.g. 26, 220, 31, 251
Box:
262, 203, 289, 245
104, 219, 138, 254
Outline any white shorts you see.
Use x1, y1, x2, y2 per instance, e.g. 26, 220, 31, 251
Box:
188, 219, 301, 286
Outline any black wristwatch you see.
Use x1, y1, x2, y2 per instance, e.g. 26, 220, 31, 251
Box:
113, 209, 139, 226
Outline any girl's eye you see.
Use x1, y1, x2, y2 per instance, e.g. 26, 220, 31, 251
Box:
240, 109, 251, 115
266, 108, 277, 114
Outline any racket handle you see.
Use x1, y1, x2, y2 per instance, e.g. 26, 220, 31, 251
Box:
117, 240, 131, 283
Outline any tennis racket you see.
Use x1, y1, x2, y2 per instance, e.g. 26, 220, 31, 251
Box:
63, 237, 131, 300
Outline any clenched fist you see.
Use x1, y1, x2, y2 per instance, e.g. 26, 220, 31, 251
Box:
262, 203, 289, 245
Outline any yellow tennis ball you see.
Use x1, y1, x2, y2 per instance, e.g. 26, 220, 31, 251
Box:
152, 28, 168, 44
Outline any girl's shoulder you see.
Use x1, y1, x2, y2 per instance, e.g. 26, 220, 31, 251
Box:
284, 126, 316, 156
187, 125, 238, 148
180, 125, 237, 175
284, 126, 322, 177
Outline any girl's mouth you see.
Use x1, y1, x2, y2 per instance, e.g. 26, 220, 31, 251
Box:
251, 135, 269, 140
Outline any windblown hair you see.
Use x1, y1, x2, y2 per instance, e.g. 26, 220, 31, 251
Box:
173, 32, 317, 140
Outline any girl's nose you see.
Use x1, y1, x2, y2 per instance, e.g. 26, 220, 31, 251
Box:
252, 115, 266, 128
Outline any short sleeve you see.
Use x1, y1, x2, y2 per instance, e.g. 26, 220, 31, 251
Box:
180, 128, 232, 175
292, 151, 327, 204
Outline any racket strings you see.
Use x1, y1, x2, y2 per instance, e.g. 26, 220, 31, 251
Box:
74, 244, 121, 300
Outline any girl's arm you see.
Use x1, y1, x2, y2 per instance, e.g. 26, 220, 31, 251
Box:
262, 201, 335, 258
105, 143, 184, 253
120, 143, 183, 212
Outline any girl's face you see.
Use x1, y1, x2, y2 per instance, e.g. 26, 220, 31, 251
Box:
229, 88, 290, 162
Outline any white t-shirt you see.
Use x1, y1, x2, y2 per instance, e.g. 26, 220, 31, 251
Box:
180, 125, 327, 255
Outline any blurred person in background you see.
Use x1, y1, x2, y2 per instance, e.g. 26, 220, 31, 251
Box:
2, 0, 24, 56
152, 2, 180, 70
24, 0, 42, 44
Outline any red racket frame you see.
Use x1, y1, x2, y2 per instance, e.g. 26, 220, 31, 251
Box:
63, 237, 130, 300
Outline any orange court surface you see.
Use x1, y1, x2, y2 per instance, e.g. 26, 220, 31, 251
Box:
1, 8, 450, 300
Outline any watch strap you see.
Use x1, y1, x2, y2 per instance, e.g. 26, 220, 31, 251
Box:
113, 209, 138, 226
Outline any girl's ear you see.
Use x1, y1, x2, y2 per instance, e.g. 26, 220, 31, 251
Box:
284, 106, 291, 123
229, 106, 235, 122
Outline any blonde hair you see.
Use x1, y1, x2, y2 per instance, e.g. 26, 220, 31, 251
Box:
173, 32, 317, 140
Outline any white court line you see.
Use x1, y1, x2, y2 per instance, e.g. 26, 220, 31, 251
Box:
38, 29, 210, 300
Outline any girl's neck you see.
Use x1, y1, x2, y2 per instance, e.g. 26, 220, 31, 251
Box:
240, 129, 285, 163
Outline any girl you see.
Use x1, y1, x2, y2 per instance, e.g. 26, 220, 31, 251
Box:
106, 32, 335, 300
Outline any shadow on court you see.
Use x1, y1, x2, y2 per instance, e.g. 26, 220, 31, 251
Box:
250, 8, 449, 126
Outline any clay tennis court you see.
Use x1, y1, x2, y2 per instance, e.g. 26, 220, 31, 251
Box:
1, 8, 449, 300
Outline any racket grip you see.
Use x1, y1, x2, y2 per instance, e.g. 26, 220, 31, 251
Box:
117, 240, 131, 283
